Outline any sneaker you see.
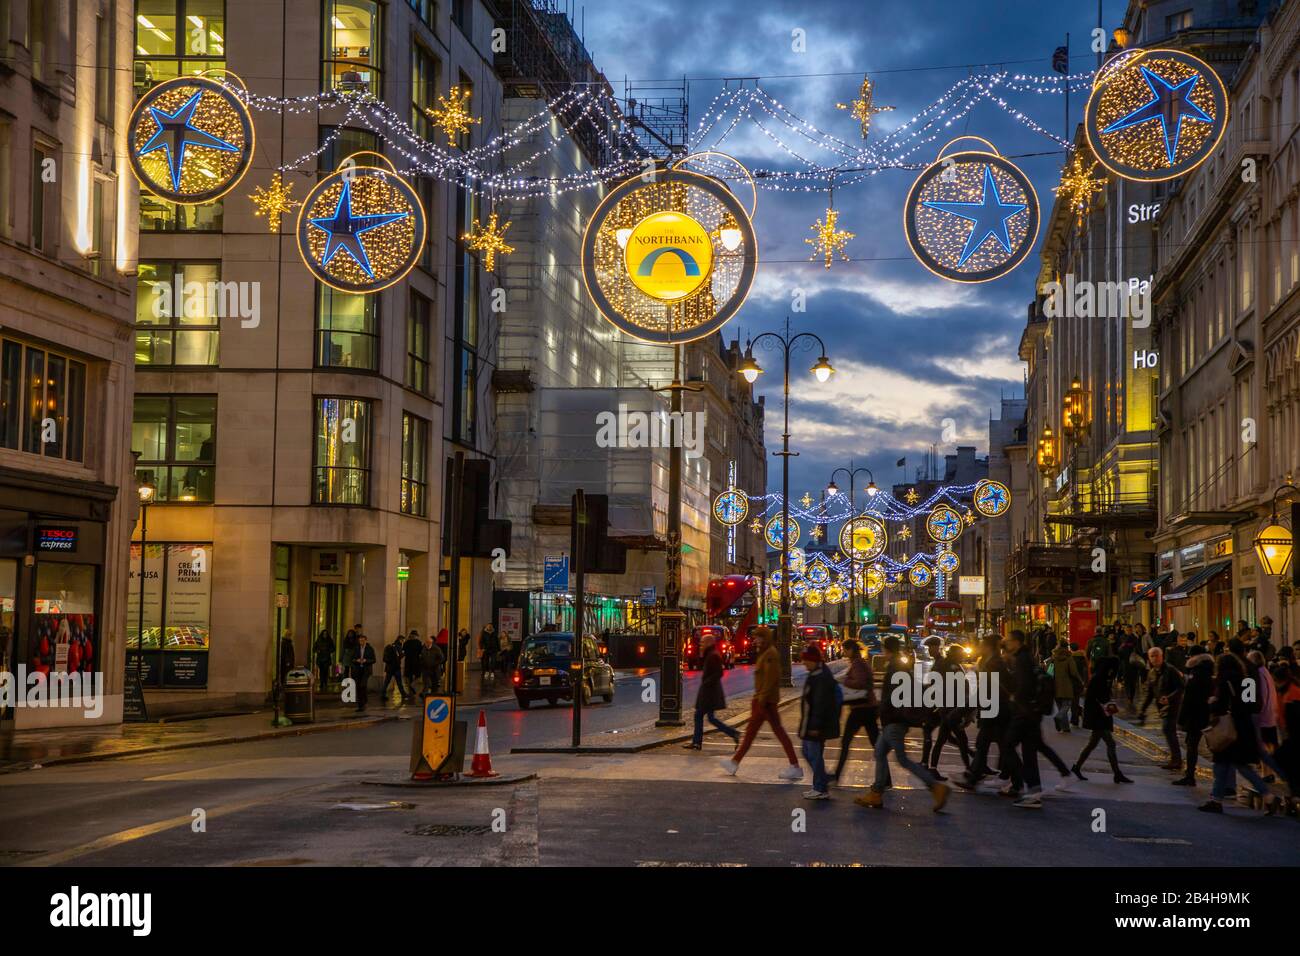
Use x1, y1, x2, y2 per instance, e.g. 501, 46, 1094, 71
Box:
1171, 776, 1196, 787
953, 771, 978, 791
720, 758, 739, 776
803, 789, 830, 800
1197, 799, 1223, 813
931, 782, 950, 812
778, 765, 803, 781
1054, 776, 1073, 792
854, 790, 884, 809
1013, 792, 1043, 808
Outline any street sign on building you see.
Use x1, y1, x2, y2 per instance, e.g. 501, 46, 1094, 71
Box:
544, 555, 569, 594
640, 586, 656, 606
958, 575, 985, 595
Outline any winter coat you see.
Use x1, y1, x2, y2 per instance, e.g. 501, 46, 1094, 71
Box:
382, 641, 402, 673
1141, 663, 1185, 718
1253, 664, 1278, 730
313, 634, 334, 665
479, 629, 499, 655
1177, 655, 1215, 732
419, 643, 445, 683
1086, 634, 1110, 663
350, 643, 375, 679
976, 652, 1010, 726
1209, 673, 1260, 765
695, 645, 727, 712
403, 636, 423, 671
1051, 645, 1082, 698
879, 654, 927, 727
1081, 667, 1116, 732
1007, 646, 1039, 720
752, 644, 781, 704
798, 665, 840, 740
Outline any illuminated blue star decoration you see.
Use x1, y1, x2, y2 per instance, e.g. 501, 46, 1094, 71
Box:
138, 90, 240, 193
977, 482, 1008, 515
929, 509, 961, 541
1102, 66, 1213, 166
308, 179, 409, 279
922, 165, 1026, 267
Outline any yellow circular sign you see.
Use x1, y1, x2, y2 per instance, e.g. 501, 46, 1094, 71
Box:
624, 211, 714, 301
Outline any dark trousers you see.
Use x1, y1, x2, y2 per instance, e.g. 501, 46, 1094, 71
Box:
1161, 709, 1182, 763
1184, 728, 1202, 775
929, 711, 972, 769
381, 668, 405, 699
1000, 716, 1042, 791
968, 717, 1008, 779
353, 670, 370, 710
833, 704, 881, 779
693, 707, 739, 747
404, 662, 421, 695
1076, 728, 1122, 774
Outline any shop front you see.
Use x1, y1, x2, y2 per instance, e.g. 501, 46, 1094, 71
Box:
126, 542, 212, 688
0, 468, 117, 729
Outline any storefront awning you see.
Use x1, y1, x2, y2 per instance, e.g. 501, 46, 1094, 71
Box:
1164, 560, 1231, 601
1121, 572, 1172, 607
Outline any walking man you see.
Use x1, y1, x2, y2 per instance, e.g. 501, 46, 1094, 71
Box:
1139, 645, 1186, 773
796, 643, 839, 800
830, 639, 882, 783
419, 632, 445, 697
721, 626, 802, 781
685, 632, 740, 750
479, 624, 499, 684
403, 629, 423, 697
350, 633, 375, 711
381, 635, 407, 703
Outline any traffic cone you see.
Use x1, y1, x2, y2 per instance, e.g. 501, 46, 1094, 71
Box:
468, 709, 498, 777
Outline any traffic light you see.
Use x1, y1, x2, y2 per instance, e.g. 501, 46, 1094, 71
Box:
571, 493, 627, 574
861, 607, 872, 621
442, 457, 512, 558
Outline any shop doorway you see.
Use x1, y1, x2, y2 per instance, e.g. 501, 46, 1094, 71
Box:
311, 582, 345, 658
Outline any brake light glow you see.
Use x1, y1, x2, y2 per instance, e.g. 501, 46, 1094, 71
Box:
512, 671, 521, 685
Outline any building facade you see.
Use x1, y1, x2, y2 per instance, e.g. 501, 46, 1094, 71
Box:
0, 0, 139, 727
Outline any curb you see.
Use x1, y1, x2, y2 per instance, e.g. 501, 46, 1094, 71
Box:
360, 771, 537, 787
0, 713, 399, 774
1112, 715, 1214, 781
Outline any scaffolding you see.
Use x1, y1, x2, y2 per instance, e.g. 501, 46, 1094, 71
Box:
623, 79, 689, 158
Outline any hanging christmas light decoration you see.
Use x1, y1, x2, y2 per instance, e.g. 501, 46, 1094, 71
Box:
1084, 48, 1227, 183
765, 515, 801, 551
463, 211, 515, 272
425, 84, 481, 146
249, 172, 299, 232
839, 515, 888, 562
295, 152, 425, 294
909, 563, 934, 588
713, 488, 749, 526
127, 73, 254, 205
926, 504, 964, 543
836, 75, 895, 139
973, 479, 1012, 517
1054, 151, 1106, 228
936, 549, 960, 574
806, 190, 854, 269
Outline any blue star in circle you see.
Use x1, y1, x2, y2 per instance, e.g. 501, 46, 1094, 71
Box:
979, 484, 1007, 511
138, 90, 241, 193
1102, 66, 1213, 166
308, 179, 410, 279
931, 511, 959, 538
923, 165, 1027, 268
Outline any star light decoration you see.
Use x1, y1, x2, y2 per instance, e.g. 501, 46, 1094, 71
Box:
463, 211, 515, 272
905, 488, 920, 505
806, 205, 854, 268
800, 492, 814, 509
836, 75, 895, 140
249, 173, 299, 232
810, 525, 824, 541
425, 85, 481, 146
1054, 152, 1106, 228
898, 525, 911, 540
749, 518, 763, 534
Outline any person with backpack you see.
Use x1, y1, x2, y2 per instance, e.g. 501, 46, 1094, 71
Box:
1070, 656, 1133, 784
1174, 653, 1215, 786
795, 643, 840, 800
925, 642, 975, 780
1138, 646, 1186, 773
1050, 637, 1083, 733
830, 638, 884, 784
381, 635, 408, 703
999, 629, 1068, 807
854, 635, 949, 811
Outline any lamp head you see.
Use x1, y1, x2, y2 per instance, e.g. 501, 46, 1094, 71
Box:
811, 355, 834, 383
738, 348, 763, 384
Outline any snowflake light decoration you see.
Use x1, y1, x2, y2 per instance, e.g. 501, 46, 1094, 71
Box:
250, 173, 299, 232
425, 85, 481, 145
463, 211, 515, 272
806, 206, 854, 268
836, 75, 895, 140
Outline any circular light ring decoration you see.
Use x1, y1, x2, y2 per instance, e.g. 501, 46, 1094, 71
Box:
909, 563, 934, 588
769, 569, 783, 590
672, 150, 759, 219
296, 152, 426, 294
865, 567, 885, 597
791, 579, 810, 599
805, 589, 824, 608
904, 138, 1039, 284
885, 571, 902, 587
926, 504, 964, 543
713, 488, 749, 526
581, 167, 758, 344
936, 550, 960, 574
127, 74, 255, 205
1084, 48, 1228, 183
807, 562, 830, 587
973, 479, 1011, 518
839, 515, 888, 561
787, 546, 807, 573
825, 584, 846, 605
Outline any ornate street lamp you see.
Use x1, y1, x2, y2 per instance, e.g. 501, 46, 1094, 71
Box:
1253, 481, 1298, 577
1036, 424, 1057, 476
1062, 377, 1090, 440
829, 465, 876, 629
134, 478, 156, 691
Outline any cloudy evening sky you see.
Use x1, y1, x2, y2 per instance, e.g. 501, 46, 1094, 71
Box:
580, 0, 1129, 498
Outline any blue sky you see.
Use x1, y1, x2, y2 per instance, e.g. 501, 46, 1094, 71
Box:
582, 0, 1128, 498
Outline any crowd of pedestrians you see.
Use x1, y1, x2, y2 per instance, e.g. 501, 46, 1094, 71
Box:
687, 618, 1297, 818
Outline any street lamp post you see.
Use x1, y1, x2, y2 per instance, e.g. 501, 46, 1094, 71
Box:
1253, 479, 1298, 646
827, 465, 877, 629
135, 479, 156, 688
738, 316, 834, 686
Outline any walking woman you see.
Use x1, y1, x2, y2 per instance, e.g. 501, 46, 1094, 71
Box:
1199, 652, 1280, 814
1071, 656, 1134, 783
1173, 653, 1215, 786
829, 639, 882, 783
684, 632, 740, 750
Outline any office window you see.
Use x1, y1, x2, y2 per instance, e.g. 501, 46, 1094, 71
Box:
315, 284, 378, 370
406, 290, 431, 393
412, 44, 439, 139
1166, 9, 1192, 33
28, 0, 47, 83
0, 122, 11, 241
324, 0, 382, 95
135, 261, 221, 366
452, 185, 480, 444
0, 340, 87, 462
451, 0, 469, 33
140, 194, 223, 232
408, 0, 436, 30
318, 126, 379, 172
314, 398, 371, 505
89, 177, 115, 278
96, 14, 113, 124
133, 1, 225, 98
30, 143, 53, 253
132, 395, 217, 501
416, 176, 436, 272
401, 412, 429, 516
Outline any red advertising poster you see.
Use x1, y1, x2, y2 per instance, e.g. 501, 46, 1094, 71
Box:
28, 613, 97, 675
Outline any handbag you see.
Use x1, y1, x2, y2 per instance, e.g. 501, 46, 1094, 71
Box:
1203, 714, 1237, 754
840, 685, 867, 703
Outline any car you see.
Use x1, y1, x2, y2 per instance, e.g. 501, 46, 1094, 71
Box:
512, 632, 615, 709
795, 624, 838, 662
857, 623, 922, 673
684, 625, 735, 670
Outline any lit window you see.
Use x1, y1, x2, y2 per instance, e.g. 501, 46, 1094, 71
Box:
135, 261, 221, 367
132, 395, 217, 501
314, 397, 372, 505
323, 1, 382, 95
